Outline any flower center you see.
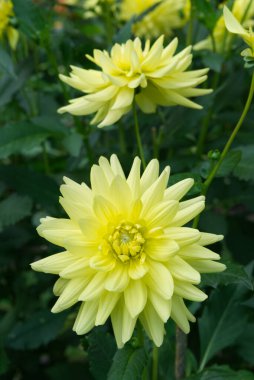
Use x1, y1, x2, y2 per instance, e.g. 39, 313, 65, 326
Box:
107, 222, 146, 263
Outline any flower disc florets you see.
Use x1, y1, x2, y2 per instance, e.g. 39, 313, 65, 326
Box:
31, 155, 225, 348
58, 36, 212, 127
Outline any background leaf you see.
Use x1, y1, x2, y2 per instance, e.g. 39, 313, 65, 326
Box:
198, 285, 248, 371
6, 311, 67, 350
0, 122, 49, 159
107, 345, 148, 380
0, 194, 32, 230
87, 327, 116, 380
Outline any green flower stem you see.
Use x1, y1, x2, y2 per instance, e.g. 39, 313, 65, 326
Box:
186, 2, 194, 46
118, 121, 127, 155
152, 345, 158, 380
175, 327, 187, 380
42, 142, 50, 175
132, 102, 146, 169
196, 71, 221, 157
203, 72, 254, 192
193, 71, 254, 228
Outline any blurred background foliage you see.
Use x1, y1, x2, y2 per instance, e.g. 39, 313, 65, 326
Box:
0, 0, 254, 379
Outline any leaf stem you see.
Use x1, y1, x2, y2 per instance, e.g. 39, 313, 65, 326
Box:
175, 327, 187, 380
132, 102, 146, 169
152, 345, 158, 380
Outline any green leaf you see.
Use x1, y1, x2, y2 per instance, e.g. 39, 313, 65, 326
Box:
13, 0, 45, 38
62, 132, 83, 157
32, 115, 69, 136
0, 166, 59, 211
202, 52, 224, 73
0, 122, 50, 159
6, 310, 67, 350
201, 259, 253, 290
233, 145, 254, 181
185, 365, 254, 380
87, 327, 116, 380
108, 345, 148, 380
0, 45, 15, 77
216, 150, 242, 177
192, 0, 218, 31
0, 346, 9, 375
0, 194, 32, 230
198, 285, 248, 370
0, 64, 30, 107
236, 323, 254, 365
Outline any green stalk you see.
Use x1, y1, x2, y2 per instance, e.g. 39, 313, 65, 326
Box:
193, 72, 254, 228
196, 71, 221, 157
132, 102, 146, 169
175, 327, 187, 380
186, 1, 194, 46
152, 346, 158, 380
203, 72, 254, 192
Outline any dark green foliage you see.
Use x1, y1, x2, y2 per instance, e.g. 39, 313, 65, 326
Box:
107, 344, 148, 380
0, 0, 254, 378
185, 365, 254, 380
198, 285, 249, 370
87, 327, 117, 380
6, 310, 67, 350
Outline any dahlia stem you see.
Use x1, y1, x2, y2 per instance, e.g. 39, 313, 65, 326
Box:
175, 327, 187, 380
196, 71, 221, 157
152, 345, 158, 380
132, 102, 146, 169
203, 72, 254, 192
193, 71, 254, 228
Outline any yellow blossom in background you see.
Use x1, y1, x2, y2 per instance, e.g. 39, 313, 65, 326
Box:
31, 155, 225, 348
58, 36, 212, 127
224, 5, 254, 57
57, 0, 114, 18
194, 0, 254, 53
0, 0, 19, 49
120, 0, 190, 39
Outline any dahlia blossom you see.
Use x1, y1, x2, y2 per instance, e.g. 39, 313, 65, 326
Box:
31, 155, 225, 348
58, 36, 212, 127
224, 5, 254, 58
120, 0, 190, 39
194, 0, 254, 53
0, 0, 19, 50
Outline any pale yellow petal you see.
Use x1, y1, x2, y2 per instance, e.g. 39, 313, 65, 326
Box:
73, 300, 99, 335
124, 280, 147, 317
78, 272, 107, 301
168, 256, 201, 284
139, 302, 165, 347
95, 291, 120, 325
164, 178, 194, 201
105, 264, 130, 292
52, 278, 88, 313
149, 291, 171, 322
145, 261, 174, 300
223, 6, 248, 35
31, 251, 73, 274
174, 281, 207, 302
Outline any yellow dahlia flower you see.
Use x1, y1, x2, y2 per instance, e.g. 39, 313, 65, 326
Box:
58, 36, 212, 128
31, 155, 225, 348
194, 0, 254, 53
120, 0, 190, 39
0, 0, 19, 50
224, 5, 254, 57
